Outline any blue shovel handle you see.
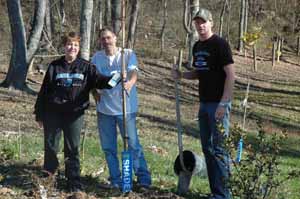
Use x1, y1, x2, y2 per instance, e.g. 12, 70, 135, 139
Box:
122, 151, 133, 192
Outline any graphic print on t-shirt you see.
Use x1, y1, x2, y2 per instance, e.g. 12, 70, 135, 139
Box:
56, 73, 84, 87
194, 51, 210, 70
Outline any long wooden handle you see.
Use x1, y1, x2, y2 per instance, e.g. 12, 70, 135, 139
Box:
174, 49, 188, 172
121, 0, 128, 151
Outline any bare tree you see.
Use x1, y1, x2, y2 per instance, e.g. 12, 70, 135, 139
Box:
160, 0, 168, 56
60, 0, 65, 25
97, 0, 104, 31
225, 0, 232, 43
1, 0, 46, 92
219, 0, 228, 37
91, 0, 104, 50
111, 0, 121, 35
41, 0, 53, 52
44, 0, 52, 41
104, 0, 111, 27
80, 0, 94, 60
183, 0, 199, 68
238, 0, 246, 52
127, 0, 140, 49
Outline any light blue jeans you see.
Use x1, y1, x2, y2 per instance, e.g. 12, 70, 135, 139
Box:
198, 102, 231, 199
97, 112, 151, 187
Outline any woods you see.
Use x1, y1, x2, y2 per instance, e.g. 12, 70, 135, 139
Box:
1, 0, 300, 91
0, 0, 299, 92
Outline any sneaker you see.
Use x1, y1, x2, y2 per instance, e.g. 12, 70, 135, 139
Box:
98, 183, 120, 191
67, 182, 82, 193
68, 185, 81, 193
136, 184, 151, 192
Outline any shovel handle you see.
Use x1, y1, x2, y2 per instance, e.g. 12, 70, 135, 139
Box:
174, 49, 188, 173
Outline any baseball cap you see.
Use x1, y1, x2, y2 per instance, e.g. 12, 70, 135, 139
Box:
193, 8, 213, 22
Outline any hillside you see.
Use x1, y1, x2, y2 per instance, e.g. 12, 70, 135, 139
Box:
0, 51, 300, 198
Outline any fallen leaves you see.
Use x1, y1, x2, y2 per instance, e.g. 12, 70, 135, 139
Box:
147, 145, 168, 156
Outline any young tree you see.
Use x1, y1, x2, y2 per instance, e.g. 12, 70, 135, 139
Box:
1, 0, 46, 92
160, 0, 168, 56
238, 0, 246, 52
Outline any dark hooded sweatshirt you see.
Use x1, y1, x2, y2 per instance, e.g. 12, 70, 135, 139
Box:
34, 57, 112, 121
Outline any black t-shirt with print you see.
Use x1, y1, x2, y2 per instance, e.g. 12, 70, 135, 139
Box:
192, 34, 234, 102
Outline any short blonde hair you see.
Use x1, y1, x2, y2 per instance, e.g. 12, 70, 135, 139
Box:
62, 32, 81, 45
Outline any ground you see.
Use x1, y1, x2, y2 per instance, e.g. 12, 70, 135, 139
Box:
0, 51, 299, 198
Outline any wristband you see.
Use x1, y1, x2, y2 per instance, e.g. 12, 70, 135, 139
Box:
219, 101, 230, 107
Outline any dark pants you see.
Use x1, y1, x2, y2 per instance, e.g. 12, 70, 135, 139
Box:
43, 111, 84, 185
198, 102, 231, 199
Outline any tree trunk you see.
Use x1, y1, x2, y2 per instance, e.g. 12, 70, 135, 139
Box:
104, 0, 111, 27
127, 0, 140, 49
49, 0, 55, 36
253, 45, 257, 71
44, 0, 52, 41
244, 0, 248, 33
111, 0, 122, 35
60, 0, 65, 25
2, 0, 46, 91
272, 41, 276, 69
297, 36, 300, 56
226, 0, 231, 43
183, 0, 199, 68
276, 37, 281, 62
27, 0, 47, 63
80, 0, 94, 60
238, 0, 246, 52
97, 0, 103, 31
160, 0, 167, 56
219, 0, 228, 37
91, 0, 103, 51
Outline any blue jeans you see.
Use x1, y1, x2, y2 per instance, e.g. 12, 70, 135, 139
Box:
198, 102, 231, 199
97, 112, 151, 187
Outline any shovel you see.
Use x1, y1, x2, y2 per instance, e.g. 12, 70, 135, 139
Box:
173, 50, 206, 195
120, 0, 133, 193
173, 50, 192, 195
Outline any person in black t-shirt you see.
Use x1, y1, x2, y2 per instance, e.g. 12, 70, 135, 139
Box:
172, 8, 235, 199
34, 32, 115, 193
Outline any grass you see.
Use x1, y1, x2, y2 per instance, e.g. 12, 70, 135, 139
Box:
1, 125, 300, 198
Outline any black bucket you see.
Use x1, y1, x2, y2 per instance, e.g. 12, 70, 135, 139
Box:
174, 150, 206, 175
174, 150, 207, 195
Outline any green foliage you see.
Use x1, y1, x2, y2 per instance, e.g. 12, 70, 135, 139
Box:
224, 123, 300, 199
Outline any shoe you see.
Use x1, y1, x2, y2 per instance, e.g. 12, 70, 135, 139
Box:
98, 183, 120, 191
68, 186, 81, 193
136, 184, 151, 192
41, 170, 54, 178
67, 182, 82, 193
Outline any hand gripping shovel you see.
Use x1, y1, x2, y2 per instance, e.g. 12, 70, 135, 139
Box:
120, 0, 133, 193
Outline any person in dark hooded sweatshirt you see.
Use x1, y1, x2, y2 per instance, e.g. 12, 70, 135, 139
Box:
34, 31, 117, 193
